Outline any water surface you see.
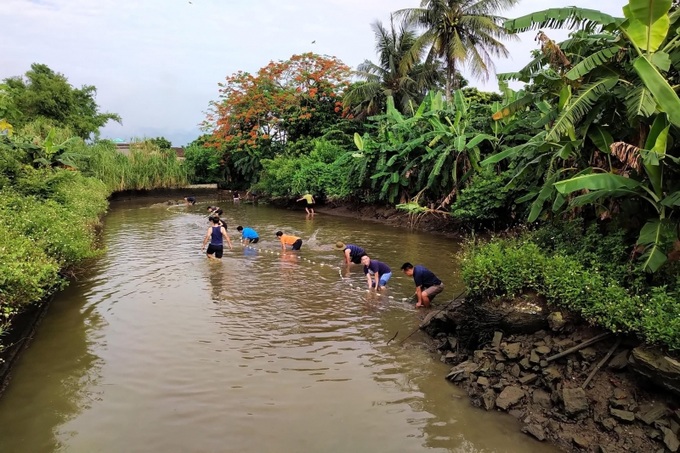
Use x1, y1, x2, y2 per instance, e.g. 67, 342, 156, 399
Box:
0, 197, 553, 452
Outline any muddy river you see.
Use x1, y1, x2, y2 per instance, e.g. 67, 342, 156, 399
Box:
0, 197, 553, 452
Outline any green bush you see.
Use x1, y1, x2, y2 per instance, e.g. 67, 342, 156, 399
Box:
0, 223, 61, 313
78, 140, 188, 191
257, 138, 355, 199
184, 143, 222, 183
451, 170, 515, 225
462, 236, 680, 350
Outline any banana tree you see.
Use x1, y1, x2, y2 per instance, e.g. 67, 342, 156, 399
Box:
555, 114, 680, 271
484, 0, 680, 270
552, 0, 680, 271
417, 90, 496, 209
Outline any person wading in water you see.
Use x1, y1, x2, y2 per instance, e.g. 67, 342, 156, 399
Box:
202, 217, 233, 260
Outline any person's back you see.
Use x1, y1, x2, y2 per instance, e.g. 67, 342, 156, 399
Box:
365, 259, 391, 276
237, 226, 259, 244
276, 231, 302, 250
414, 265, 441, 288
242, 227, 258, 239
210, 225, 223, 246
202, 217, 232, 259
346, 244, 365, 260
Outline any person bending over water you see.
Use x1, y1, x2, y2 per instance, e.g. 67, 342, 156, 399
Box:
207, 205, 223, 216
361, 255, 391, 292
237, 226, 259, 245
202, 217, 233, 259
334, 242, 366, 265
400, 262, 444, 308
276, 231, 302, 251
184, 196, 196, 205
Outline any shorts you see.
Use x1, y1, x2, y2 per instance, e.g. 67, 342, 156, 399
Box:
423, 283, 444, 300
291, 239, 302, 250
370, 272, 392, 287
206, 244, 224, 258
248, 237, 260, 244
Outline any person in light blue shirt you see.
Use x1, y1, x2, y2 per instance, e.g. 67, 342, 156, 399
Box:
236, 226, 259, 245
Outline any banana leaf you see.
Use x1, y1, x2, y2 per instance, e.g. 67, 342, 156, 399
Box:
554, 173, 641, 194
633, 55, 680, 127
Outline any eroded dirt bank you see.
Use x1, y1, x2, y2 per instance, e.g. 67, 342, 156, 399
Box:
420, 295, 680, 453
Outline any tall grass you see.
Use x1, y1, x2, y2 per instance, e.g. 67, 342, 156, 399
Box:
78, 140, 189, 191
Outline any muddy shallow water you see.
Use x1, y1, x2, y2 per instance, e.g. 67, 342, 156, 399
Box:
0, 197, 553, 452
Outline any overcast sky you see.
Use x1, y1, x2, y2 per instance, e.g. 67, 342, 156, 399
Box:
2, 0, 625, 146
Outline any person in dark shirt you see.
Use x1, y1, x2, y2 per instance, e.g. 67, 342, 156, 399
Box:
207, 206, 223, 216
400, 262, 444, 308
361, 255, 392, 291
206, 206, 227, 230
184, 196, 196, 205
201, 217, 233, 259
334, 242, 366, 265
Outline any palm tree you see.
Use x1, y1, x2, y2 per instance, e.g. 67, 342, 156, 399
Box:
396, 0, 519, 99
343, 15, 442, 118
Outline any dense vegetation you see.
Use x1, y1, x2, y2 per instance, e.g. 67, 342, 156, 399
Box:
0, 65, 188, 355
194, 0, 680, 350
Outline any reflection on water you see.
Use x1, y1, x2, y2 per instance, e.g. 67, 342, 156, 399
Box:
0, 198, 555, 453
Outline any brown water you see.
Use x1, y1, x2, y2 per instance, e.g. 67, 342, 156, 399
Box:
0, 198, 554, 453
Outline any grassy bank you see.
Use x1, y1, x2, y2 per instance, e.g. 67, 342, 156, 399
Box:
0, 130, 189, 359
461, 222, 680, 351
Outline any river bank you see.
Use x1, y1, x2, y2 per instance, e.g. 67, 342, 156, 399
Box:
308, 199, 680, 452
416, 294, 680, 452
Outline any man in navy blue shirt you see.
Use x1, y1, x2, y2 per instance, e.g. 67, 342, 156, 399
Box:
361, 255, 392, 292
400, 262, 444, 308
334, 242, 367, 265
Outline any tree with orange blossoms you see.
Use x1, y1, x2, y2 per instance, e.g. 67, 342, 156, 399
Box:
203, 53, 351, 184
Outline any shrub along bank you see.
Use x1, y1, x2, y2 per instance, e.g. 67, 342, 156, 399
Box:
0, 127, 188, 360
461, 222, 680, 351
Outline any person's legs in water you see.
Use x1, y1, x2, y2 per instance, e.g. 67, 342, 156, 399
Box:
206, 244, 224, 260
378, 272, 392, 291
421, 284, 444, 307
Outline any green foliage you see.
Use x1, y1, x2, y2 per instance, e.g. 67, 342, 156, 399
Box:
343, 15, 444, 118
184, 142, 222, 183
149, 137, 172, 150
77, 140, 188, 191
0, 172, 108, 325
462, 236, 680, 350
256, 138, 355, 199
451, 170, 515, 225
2, 63, 121, 139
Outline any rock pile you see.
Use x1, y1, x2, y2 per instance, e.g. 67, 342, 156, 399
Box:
428, 312, 680, 452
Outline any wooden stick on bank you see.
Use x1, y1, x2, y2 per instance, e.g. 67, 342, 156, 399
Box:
546, 332, 611, 363
581, 338, 622, 389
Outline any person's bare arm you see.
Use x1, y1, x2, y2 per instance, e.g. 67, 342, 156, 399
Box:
415, 286, 424, 307
221, 228, 233, 250
202, 228, 211, 250
344, 249, 351, 265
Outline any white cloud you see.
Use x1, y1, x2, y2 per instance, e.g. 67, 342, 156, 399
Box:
1, 0, 626, 145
